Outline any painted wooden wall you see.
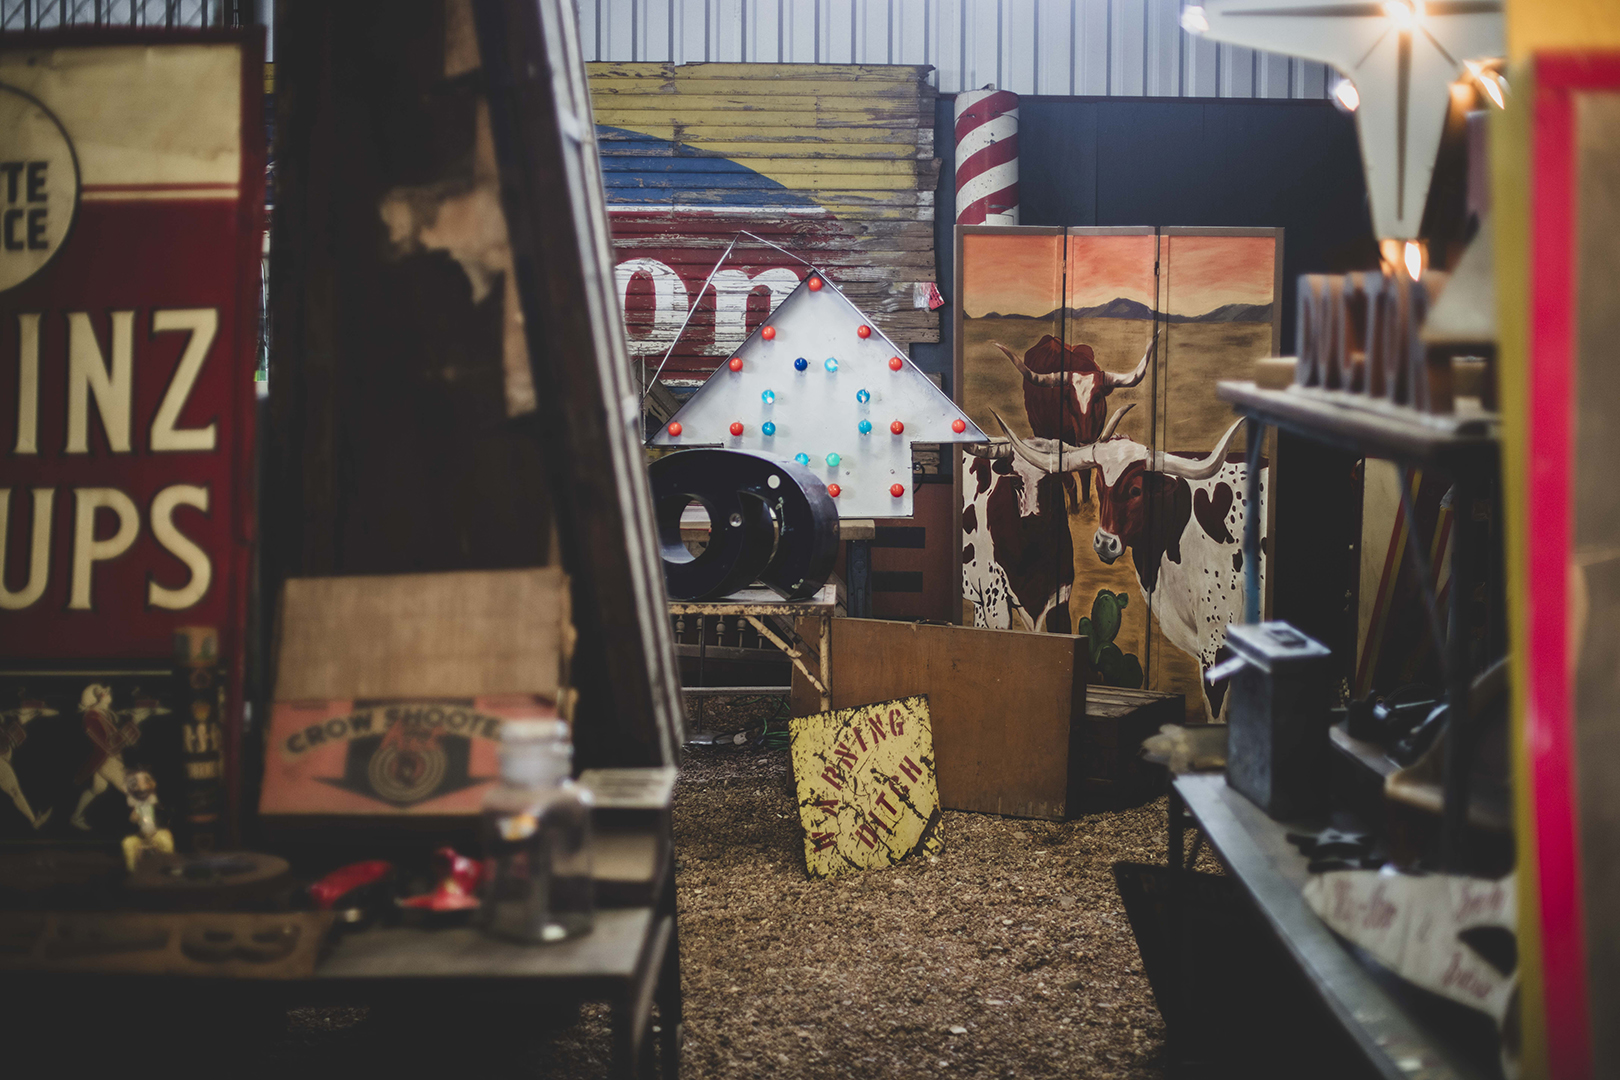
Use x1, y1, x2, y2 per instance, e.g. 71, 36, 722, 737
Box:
591, 61, 939, 385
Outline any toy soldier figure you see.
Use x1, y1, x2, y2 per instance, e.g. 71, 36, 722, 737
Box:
70, 684, 170, 831
0, 693, 55, 829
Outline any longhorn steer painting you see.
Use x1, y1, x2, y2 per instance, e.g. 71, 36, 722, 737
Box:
956, 227, 1280, 722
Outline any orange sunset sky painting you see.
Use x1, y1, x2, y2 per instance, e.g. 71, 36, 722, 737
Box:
962, 232, 1275, 319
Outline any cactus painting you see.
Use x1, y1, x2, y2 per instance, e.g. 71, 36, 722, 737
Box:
1077, 589, 1145, 689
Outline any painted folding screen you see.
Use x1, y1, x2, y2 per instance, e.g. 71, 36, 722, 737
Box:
955, 226, 1279, 723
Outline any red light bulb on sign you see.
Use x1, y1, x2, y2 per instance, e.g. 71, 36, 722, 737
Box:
827, 483, 841, 497
807, 276, 823, 292
761, 326, 776, 341
667, 421, 682, 437
729, 422, 744, 436
888, 356, 903, 371
856, 325, 871, 339
890, 420, 904, 435
890, 483, 905, 498
729, 357, 744, 372
951, 418, 967, 434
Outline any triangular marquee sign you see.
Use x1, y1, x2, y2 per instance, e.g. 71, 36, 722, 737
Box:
651, 273, 986, 519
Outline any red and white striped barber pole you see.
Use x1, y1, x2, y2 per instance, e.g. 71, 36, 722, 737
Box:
954, 87, 1019, 225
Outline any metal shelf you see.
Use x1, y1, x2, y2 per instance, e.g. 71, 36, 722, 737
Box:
1173, 774, 1498, 1080
1216, 381, 1498, 468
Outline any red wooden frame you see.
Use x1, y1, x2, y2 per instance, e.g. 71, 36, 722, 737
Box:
1524, 52, 1620, 1080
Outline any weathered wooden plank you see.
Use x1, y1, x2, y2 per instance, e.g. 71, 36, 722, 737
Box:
601, 157, 924, 180
588, 61, 933, 80
588, 60, 938, 380
596, 141, 924, 159
593, 110, 924, 130
475, 0, 684, 766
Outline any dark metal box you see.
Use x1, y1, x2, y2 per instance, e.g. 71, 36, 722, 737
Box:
1221, 622, 1334, 819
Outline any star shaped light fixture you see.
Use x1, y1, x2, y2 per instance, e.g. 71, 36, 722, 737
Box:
1182, 1, 1503, 241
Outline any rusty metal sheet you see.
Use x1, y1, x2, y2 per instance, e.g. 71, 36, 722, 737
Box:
790, 694, 943, 879
588, 62, 939, 385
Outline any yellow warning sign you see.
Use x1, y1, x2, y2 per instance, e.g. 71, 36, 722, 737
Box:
789, 695, 943, 879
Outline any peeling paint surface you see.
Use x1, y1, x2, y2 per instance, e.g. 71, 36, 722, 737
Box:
588, 62, 939, 384
790, 694, 943, 878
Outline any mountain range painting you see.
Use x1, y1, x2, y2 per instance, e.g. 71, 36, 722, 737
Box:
977, 298, 1273, 324
956, 226, 1281, 724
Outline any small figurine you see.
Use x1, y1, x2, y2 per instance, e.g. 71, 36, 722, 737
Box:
72, 683, 171, 831
121, 769, 175, 871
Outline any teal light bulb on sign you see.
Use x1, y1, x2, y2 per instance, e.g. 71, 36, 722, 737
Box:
761, 389, 775, 405
794, 452, 810, 466
825, 452, 841, 468
858, 420, 872, 435
856, 389, 870, 404
762, 421, 776, 437
824, 357, 838, 373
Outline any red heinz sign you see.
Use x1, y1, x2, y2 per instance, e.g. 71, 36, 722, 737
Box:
0, 40, 262, 663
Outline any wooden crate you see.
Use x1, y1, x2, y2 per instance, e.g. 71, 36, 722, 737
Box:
1072, 687, 1185, 810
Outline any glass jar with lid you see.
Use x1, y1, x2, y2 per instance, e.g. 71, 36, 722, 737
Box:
480, 718, 594, 943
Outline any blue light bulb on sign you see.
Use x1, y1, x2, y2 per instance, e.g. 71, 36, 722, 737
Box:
761, 389, 776, 405
794, 357, 808, 372
825, 452, 841, 468
824, 357, 838, 373
858, 420, 872, 435
795, 452, 810, 466
856, 389, 870, 404
762, 421, 776, 437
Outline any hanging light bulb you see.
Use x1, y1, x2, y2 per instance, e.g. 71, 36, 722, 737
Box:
1403, 240, 1424, 282
1180, 5, 1209, 33
1331, 78, 1360, 113
1480, 70, 1506, 109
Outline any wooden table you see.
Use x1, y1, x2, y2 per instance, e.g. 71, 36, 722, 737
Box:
668, 584, 837, 712
1169, 773, 1493, 1080
2, 795, 681, 1079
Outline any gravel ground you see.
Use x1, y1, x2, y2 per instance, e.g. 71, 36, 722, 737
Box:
252, 702, 1214, 1079
670, 737, 1171, 1080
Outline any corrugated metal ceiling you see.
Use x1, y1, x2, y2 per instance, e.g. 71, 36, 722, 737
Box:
577, 0, 1330, 99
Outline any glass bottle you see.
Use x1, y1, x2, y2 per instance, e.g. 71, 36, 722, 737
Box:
480, 719, 594, 943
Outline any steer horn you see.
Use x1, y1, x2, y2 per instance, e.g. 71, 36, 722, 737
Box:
991, 327, 1157, 390
1107, 327, 1157, 389
963, 439, 1015, 460
988, 403, 1137, 474
992, 404, 1243, 483
1156, 418, 1244, 481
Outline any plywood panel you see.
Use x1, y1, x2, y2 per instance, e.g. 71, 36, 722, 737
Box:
275, 569, 569, 701
790, 618, 1087, 819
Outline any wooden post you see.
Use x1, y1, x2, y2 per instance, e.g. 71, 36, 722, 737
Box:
472, 0, 684, 766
